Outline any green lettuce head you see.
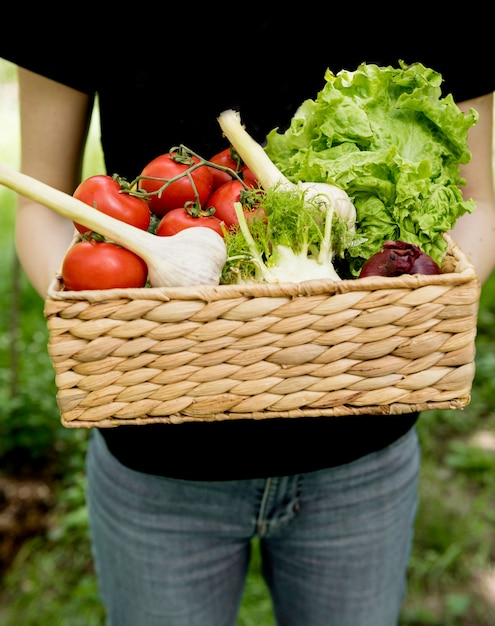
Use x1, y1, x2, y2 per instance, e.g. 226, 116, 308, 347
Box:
264, 61, 478, 274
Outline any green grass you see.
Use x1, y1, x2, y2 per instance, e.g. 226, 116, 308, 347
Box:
1, 58, 495, 625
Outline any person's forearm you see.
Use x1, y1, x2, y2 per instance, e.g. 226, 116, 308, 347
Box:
452, 94, 495, 284
450, 200, 495, 284
15, 70, 94, 297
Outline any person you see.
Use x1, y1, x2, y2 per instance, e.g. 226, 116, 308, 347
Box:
2, 12, 495, 626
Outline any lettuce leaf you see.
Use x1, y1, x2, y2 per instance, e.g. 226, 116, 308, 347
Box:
264, 61, 478, 274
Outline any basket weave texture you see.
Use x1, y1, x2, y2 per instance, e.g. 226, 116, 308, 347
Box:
44, 234, 480, 428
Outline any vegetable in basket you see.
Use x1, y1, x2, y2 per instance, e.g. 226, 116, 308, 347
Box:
73, 174, 151, 234
138, 149, 214, 217
261, 61, 479, 275
207, 146, 257, 190
221, 189, 356, 284
0, 164, 227, 289
218, 109, 357, 234
62, 238, 149, 290
205, 178, 258, 228
218, 109, 358, 284
155, 204, 226, 238
358, 240, 442, 277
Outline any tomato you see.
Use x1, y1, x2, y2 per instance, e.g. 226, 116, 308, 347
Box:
208, 147, 257, 190
208, 147, 243, 190
242, 166, 258, 187
156, 206, 225, 237
61, 240, 148, 290
139, 151, 213, 217
205, 179, 258, 228
73, 175, 151, 234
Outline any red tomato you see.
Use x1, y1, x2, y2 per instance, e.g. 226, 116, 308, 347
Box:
139, 152, 213, 217
61, 240, 148, 290
156, 207, 225, 237
205, 179, 258, 228
208, 148, 243, 190
242, 166, 258, 187
245, 204, 267, 227
208, 147, 257, 190
73, 175, 151, 234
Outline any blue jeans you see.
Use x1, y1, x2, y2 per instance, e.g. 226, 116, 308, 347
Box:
86, 426, 420, 626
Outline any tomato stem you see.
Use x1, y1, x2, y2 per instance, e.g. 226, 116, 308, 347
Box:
127, 144, 252, 205
184, 201, 216, 218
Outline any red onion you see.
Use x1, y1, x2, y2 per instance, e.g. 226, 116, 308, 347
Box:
359, 240, 442, 277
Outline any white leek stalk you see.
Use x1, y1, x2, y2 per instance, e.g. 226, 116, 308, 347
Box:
217, 109, 356, 233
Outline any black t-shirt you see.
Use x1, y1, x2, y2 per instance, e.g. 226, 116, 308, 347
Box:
2, 13, 494, 479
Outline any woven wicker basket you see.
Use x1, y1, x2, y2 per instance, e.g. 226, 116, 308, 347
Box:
44, 233, 480, 428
